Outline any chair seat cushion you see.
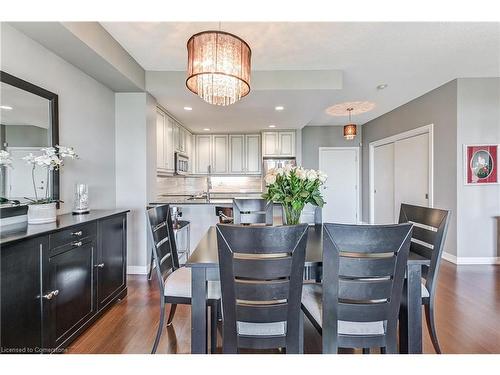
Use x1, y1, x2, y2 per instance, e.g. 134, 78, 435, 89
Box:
421, 283, 430, 298
237, 321, 287, 336
164, 267, 221, 300
301, 283, 385, 336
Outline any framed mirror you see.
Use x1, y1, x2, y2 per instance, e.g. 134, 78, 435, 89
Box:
0, 71, 59, 218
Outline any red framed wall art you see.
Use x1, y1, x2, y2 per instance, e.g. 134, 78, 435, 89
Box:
464, 144, 498, 185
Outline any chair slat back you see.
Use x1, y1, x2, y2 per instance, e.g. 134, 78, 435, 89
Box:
146, 205, 180, 293
216, 224, 308, 353
322, 223, 413, 343
233, 198, 273, 225
398, 203, 451, 294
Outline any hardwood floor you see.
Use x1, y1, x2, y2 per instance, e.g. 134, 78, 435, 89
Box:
67, 261, 500, 354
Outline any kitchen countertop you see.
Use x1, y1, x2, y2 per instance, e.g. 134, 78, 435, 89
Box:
0, 209, 130, 246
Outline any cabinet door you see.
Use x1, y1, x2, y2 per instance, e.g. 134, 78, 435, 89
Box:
279, 131, 295, 156
229, 135, 245, 174
245, 134, 261, 174
156, 111, 166, 171
195, 135, 212, 174
45, 239, 97, 350
1, 237, 47, 353
173, 123, 180, 152
212, 135, 229, 174
186, 131, 193, 173
165, 117, 175, 171
97, 214, 127, 310
180, 127, 186, 153
262, 132, 279, 156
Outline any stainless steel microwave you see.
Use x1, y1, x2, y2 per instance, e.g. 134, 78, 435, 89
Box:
175, 152, 189, 175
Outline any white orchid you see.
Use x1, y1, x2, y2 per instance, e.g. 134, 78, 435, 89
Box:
0, 150, 13, 167
56, 145, 77, 159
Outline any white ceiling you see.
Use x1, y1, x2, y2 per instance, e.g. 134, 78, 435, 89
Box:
101, 22, 500, 133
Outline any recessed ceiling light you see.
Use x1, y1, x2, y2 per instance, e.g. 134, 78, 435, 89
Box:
377, 84, 388, 90
0, 105, 13, 110
183, 106, 193, 111
275, 106, 284, 111
268, 125, 276, 128
203, 128, 211, 131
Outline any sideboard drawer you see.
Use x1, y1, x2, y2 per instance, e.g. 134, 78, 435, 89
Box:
49, 222, 96, 250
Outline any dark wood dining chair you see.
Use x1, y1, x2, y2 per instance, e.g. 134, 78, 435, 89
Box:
398, 203, 451, 354
216, 223, 309, 353
301, 222, 413, 353
232, 198, 273, 225
147, 204, 221, 354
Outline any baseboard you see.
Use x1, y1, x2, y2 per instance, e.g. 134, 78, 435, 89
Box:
442, 252, 500, 265
127, 266, 148, 275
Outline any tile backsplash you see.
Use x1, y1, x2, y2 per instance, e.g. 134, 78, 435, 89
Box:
156, 175, 263, 197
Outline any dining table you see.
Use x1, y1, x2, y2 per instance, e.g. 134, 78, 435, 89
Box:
186, 224, 430, 354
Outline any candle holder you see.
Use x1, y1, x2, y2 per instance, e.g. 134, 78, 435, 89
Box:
73, 183, 90, 214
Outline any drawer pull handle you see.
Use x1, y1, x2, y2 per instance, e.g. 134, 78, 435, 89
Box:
42, 290, 59, 300
72, 241, 83, 247
71, 230, 83, 236
95, 263, 105, 268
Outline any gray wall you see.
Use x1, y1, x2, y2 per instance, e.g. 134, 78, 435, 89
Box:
362, 80, 458, 256
456, 78, 500, 258
301, 125, 362, 170
1, 24, 116, 212
2, 125, 49, 147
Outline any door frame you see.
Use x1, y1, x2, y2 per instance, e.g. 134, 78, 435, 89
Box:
319, 146, 361, 224
369, 124, 434, 224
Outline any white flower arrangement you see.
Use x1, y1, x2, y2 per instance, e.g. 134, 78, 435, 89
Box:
262, 165, 327, 225
23, 145, 78, 204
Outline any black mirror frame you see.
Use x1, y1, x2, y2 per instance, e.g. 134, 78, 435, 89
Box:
0, 70, 59, 218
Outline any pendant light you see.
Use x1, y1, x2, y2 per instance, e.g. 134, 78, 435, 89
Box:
186, 23, 251, 106
343, 107, 357, 140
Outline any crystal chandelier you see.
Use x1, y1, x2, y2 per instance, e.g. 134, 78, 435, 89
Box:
343, 108, 357, 140
186, 30, 251, 106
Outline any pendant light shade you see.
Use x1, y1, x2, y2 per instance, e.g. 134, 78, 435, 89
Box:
343, 108, 357, 140
186, 31, 251, 106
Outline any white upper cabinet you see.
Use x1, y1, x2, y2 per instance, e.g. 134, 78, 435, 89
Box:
262, 131, 295, 157
245, 134, 261, 174
165, 117, 175, 171
262, 132, 279, 156
156, 110, 166, 171
229, 135, 245, 174
212, 135, 229, 174
195, 135, 212, 174
185, 131, 193, 173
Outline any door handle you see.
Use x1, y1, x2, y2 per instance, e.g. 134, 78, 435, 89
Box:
95, 263, 105, 268
42, 290, 59, 300
72, 241, 83, 247
71, 230, 83, 236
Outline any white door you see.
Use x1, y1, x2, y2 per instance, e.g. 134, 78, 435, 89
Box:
212, 135, 228, 174
229, 135, 245, 174
6, 148, 48, 200
319, 148, 359, 224
373, 143, 395, 224
195, 135, 211, 174
245, 134, 261, 174
394, 133, 430, 215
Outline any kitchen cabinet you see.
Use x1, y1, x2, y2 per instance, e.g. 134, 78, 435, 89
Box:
0, 210, 128, 354
186, 131, 193, 173
195, 134, 212, 174
156, 109, 175, 173
262, 131, 296, 157
229, 134, 261, 174
212, 135, 229, 174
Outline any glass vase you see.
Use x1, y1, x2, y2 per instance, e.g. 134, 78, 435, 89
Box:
282, 203, 302, 225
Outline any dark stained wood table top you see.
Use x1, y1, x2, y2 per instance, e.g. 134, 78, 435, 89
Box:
186, 224, 430, 268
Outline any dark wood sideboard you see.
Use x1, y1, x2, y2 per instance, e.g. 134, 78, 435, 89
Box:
0, 209, 129, 354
